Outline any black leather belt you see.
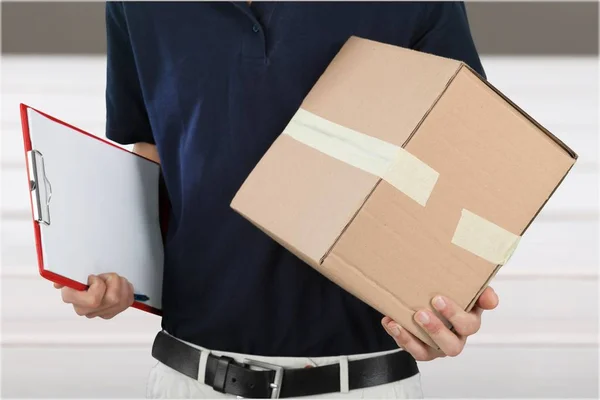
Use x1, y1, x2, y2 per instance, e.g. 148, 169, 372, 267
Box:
151, 331, 419, 398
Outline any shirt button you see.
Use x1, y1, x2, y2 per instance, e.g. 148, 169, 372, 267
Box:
252, 24, 260, 33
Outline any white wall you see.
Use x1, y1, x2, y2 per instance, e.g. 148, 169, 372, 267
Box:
1, 55, 598, 398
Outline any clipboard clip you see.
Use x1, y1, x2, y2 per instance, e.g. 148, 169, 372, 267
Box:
26, 149, 52, 226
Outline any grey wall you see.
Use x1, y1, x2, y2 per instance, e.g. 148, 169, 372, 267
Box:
1, 1, 598, 55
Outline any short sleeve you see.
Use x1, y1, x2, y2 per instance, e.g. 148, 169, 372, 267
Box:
411, 2, 486, 79
105, 2, 154, 145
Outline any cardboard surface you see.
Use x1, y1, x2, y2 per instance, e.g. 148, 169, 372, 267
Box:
231, 36, 577, 349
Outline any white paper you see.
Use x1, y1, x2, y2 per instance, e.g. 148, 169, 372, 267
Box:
27, 108, 164, 311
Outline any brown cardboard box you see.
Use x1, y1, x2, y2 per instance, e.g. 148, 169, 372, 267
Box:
231, 36, 577, 348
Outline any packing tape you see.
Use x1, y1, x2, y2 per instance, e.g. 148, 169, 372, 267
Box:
282, 108, 439, 206
451, 209, 521, 265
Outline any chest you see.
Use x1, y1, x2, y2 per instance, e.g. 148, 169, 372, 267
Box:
122, 2, 425, 83
120, 2, 428, 162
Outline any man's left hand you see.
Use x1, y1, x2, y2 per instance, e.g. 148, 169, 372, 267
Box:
381, 286, 499, 361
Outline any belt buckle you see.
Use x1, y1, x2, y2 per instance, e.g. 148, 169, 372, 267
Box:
243, 359, 284, 399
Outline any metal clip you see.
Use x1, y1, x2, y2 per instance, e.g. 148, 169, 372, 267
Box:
26, 149, 52, 225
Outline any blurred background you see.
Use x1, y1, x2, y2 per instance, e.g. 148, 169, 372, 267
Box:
1, 1, 599, 398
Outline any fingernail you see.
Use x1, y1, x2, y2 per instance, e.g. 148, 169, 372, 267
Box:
433, 296, 446, 310
417, 311, 430, 324
389, 323, 402, 337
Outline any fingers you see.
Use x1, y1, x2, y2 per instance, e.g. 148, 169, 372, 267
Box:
100, 273, 124, 308
476, 287, 499, 310
431, 295, 481, 336
413, 309, 466, 357
60, 273, 134, 320
53, 282, 64, 289
85, 307, 120, 320
381, 317, 444, 362
61, 275, 107, 309
80, 275, 121, 318
85, 276, 134, 319
384, 291, 499, 360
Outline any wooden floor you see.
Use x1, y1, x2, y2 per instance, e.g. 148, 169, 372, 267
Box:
1, 55, 598, 398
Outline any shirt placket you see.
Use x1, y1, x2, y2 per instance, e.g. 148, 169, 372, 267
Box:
232, 2, 269, 62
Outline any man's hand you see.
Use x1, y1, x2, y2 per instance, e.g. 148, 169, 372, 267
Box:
54, 273, 135, 319
381, 287, 499, 361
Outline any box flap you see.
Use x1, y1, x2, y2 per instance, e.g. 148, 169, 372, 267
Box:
462, 63, 578, 160
302, 36, 463, 147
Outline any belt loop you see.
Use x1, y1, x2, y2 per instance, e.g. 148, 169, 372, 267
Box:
198, 349, 211, 382
339, 355, 349, 393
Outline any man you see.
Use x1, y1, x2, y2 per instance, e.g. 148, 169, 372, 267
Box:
56, 2, 499, 398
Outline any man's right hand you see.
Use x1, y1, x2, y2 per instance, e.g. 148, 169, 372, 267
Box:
55, 273, 135, 319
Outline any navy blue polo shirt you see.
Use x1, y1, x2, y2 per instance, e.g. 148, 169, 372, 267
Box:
105, 1, 485, 357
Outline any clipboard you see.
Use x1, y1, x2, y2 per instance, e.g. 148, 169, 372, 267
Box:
20, 103, 168, 316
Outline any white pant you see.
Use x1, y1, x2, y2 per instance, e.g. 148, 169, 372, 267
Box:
146, 333, 424, 399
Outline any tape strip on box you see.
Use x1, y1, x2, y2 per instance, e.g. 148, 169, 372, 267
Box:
282, 108, 439, 206
451, 209, 521, 265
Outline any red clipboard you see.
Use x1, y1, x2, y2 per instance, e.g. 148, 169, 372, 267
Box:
20, 103, 169, 316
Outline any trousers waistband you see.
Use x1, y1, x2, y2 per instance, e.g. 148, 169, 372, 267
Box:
165, 330, 405, 369
152, 330, 420, 398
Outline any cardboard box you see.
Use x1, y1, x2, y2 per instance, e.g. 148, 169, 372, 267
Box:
231, 36, 577, 348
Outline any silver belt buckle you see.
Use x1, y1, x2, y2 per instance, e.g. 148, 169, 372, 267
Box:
242, 359, 284, 399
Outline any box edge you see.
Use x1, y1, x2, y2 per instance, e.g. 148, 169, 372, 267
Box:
462, 64, 578, 160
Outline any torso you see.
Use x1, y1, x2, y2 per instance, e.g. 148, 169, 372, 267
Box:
116, 1, 483, 357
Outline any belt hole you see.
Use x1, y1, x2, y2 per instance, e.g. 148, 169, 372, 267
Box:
232, 378, 237, 383
250, 383, 255, 389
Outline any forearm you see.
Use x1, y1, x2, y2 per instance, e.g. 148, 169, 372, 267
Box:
133, 142, 160, 164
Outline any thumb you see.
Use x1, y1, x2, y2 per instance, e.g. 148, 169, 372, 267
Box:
87, 274, 100, 287
86, 275, 107, 298
476, 287, 499, 310
97, 272, 119, 284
